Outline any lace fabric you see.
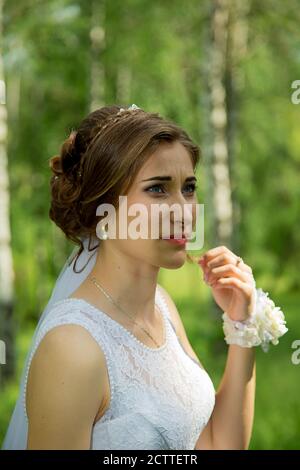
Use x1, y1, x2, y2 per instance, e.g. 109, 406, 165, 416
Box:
23, 286, 216, 450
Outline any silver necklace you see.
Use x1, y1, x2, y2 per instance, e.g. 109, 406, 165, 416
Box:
89, 276, 162, 348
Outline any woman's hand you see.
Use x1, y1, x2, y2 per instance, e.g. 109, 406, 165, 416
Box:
198, 246, 256, 322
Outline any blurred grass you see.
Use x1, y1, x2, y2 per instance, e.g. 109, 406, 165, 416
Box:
0, 322, 35, 443
1, 265, 299, 449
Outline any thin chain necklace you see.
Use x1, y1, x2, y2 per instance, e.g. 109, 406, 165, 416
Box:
89, 276, 162, 348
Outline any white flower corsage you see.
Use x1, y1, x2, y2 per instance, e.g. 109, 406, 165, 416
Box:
222, 287, 288, 352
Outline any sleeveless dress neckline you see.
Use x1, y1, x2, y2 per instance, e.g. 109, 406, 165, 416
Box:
52, 286, 170, 353
20, 285, 216, 450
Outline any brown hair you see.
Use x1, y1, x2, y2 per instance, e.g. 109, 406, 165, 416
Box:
49, 104, 201, 272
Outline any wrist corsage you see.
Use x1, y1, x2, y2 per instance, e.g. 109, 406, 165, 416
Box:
222, 287, 288, 352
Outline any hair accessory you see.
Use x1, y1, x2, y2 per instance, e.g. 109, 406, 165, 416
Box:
118, 103, 140, 113
53, 104, 141, 181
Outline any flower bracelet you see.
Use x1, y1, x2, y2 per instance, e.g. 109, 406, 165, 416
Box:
222, 287, 288, 352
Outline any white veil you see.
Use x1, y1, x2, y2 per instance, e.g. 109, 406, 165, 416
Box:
1, 234, 100, 450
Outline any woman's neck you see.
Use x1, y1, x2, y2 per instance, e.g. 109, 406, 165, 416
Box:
74, 242, 160, 325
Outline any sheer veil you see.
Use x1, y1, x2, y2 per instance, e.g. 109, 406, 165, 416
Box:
1, 235, 100, 450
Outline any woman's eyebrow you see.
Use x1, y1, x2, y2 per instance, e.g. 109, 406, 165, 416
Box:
141, 176, 197, 183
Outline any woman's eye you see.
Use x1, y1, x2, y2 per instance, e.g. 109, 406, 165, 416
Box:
184, 183, 197, 194
145, 183, 197, 195
145, 184, 165, 194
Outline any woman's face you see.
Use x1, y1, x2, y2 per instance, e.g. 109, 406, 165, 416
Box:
106, 140, 198, 270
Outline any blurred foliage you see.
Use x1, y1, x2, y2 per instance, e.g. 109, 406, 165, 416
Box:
0, 0, 300, 449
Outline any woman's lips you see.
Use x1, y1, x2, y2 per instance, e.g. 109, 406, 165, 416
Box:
160, 234, 187, 246
163, 238, 187, 246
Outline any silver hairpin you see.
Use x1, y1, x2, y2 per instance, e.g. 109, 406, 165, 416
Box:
118, 103, 140, 114
128, 103, 140, 110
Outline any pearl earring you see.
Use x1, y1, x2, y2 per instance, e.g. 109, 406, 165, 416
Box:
97, 224, 108, 240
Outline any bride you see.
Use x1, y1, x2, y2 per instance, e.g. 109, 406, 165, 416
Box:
2, 104, 287, 450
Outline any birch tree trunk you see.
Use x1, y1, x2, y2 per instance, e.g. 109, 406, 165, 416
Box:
226, 0, 250, 251
204, 0, 249, 249
0, 0, 15, 383
89, 0, 106, 111
202, 0, 249, 325
209, 0, 233, 248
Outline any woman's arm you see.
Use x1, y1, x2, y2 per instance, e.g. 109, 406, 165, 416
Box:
196, 344, 256, 449
26, 324, 107, 449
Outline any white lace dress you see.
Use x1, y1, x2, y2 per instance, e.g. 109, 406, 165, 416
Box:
23, 286, 216, 450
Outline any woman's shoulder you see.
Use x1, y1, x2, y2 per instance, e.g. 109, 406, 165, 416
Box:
25, 321, 107, 449
33, 321, 107, 371
38, 298, 105, 334
29, 300, 110, 391
34, 298, 114, 359
25, 300, 111, 424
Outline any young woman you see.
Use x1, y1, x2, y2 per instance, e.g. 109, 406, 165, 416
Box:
2, 104, 287, 450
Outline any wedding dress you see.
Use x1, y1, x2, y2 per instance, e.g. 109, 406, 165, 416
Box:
1, 237, 215, 450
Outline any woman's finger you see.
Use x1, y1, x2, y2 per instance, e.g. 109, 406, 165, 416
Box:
211, 277, 253, 299
207, 263, 250, 285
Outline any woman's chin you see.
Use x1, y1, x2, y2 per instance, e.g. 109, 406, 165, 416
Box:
160, 250, 187, 269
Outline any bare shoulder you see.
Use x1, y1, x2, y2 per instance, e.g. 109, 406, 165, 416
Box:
26, 324, 107, 449
29, 323, 107, 381
157, 283, 205, 370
